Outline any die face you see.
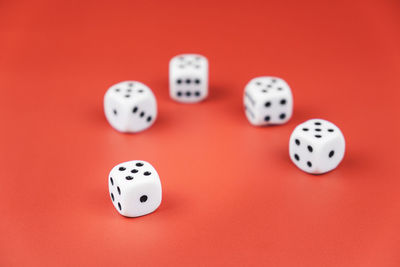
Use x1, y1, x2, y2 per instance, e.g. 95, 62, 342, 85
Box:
244, 76, 293, 126
104, 81, 157, 133
315, 135, 345, 173
169, 54, 209, 103
108, 160, 162, 217
104, 93, 130, 132
289, 134, 319, 173
289, 119, 345, 174
127, 93, 157, 132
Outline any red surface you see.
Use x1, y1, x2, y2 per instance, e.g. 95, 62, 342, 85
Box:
1, 0, 400, 266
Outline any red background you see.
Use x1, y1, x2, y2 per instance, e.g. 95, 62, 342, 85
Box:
1, 0, 400, 266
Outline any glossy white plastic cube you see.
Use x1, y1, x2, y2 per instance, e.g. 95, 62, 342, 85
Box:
169, 54, 209, 103
289, 119, 345, 174
104, 81, 157, 133
244, 76, 293, 126
108, 160, 162, 217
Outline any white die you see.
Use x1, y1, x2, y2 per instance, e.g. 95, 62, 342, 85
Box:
108, 160, 162, 217
104, 81, 157, 133
243, 76, 293, 126
169, 54, 209, 103
289, 119, 345, 174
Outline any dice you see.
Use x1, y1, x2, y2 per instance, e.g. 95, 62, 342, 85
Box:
289, 119, 345, 174
243, 76, 293, 126
104, 81, 157, 133
108, 160, 162, 217
169, 54, 209, 103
